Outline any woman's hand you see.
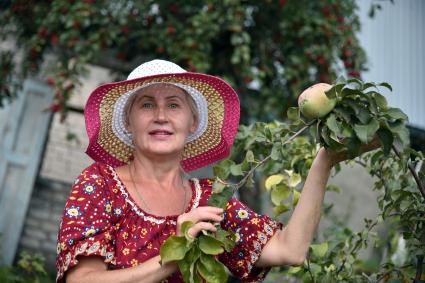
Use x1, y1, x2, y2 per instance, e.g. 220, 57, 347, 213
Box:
324, 135, 382, 167
176, 206, 224, 238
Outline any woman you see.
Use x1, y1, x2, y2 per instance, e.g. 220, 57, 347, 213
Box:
56, 59, 378, 283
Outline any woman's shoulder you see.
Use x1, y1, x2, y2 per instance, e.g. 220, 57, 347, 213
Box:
71, 162, 121, 198
74, 162, 115, 182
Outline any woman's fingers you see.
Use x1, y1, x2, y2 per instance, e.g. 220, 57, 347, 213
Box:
187, 222, 218, 238
179, 207, 223, 223
326, 135, 383, 165
176, 206, 224, 236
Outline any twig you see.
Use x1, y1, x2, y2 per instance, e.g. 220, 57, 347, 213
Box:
413, 229, 425, 282
306, 257, 315, 283
391, 144, 425, 282
232, 121, 315, 190
391, 144, 425, 200
336, 220, 378, 277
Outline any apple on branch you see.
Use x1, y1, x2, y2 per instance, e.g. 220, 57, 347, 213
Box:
298, 82, 382, 164
298, 83, 336, 119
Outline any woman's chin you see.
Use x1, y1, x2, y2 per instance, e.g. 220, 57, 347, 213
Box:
138, 145, 185, 159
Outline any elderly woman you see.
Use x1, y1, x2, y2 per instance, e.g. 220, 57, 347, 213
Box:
56, 60, 373, 283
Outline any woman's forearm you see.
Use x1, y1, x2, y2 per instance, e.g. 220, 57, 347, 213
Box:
278, 147, 332, 261
67, 255, 177, 283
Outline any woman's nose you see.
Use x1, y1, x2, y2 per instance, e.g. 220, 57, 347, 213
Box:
154, 105, 168, 123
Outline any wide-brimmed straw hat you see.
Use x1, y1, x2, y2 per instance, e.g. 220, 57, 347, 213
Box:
84, 59, 240, 171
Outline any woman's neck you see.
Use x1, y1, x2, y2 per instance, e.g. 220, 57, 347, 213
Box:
130, 151, 186, 192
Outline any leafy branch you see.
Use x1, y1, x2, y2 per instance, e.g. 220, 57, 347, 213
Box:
161, 78, 424, 282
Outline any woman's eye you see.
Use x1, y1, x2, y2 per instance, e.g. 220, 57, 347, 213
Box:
169, 103, 179, 109
142, 103, 154, 108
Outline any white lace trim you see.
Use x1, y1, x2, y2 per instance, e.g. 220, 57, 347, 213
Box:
107, 165, 202, 225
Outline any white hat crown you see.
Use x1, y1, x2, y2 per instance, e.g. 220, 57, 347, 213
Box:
127, 59, 186, 80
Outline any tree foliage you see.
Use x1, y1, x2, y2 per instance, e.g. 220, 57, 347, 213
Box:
0, 0, 366, 121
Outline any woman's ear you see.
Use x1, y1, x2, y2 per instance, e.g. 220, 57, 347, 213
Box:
190, 115, 198, 133
124, 118, 133, 134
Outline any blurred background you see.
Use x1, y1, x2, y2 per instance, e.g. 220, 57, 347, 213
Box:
0, 0, 424, 281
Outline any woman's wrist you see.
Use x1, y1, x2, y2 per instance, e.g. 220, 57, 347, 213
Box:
317, 147, 335, 169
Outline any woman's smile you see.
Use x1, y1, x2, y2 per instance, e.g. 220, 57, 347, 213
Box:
148, 129, 174, 140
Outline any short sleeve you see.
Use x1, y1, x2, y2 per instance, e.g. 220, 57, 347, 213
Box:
218, 197, 283, 282
56, 163, 116, 283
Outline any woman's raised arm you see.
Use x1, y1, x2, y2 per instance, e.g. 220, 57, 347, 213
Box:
255, 147, 333, 267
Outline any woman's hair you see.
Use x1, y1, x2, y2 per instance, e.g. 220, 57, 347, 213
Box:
123, 84, 199, 130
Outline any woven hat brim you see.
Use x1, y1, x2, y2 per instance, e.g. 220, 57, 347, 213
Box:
85, 72, 240, 171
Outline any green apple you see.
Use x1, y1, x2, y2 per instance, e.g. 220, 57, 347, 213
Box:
298, 83, 336, 119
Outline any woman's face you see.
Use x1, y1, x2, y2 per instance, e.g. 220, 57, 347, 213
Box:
126, 84, 198, 159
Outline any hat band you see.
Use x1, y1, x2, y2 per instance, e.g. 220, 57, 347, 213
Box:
111, 82, 209, 148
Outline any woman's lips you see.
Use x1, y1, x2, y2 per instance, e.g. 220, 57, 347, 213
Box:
149, 130, 173, 136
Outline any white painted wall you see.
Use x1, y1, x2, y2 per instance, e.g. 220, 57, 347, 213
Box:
357, 0, 425, 129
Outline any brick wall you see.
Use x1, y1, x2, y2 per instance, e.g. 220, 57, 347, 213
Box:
39, 65, 112, 183
17, 177, 69, 271
39, 111, 92, 184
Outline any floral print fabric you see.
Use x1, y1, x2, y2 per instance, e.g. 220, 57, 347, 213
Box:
56, 163, 283, 282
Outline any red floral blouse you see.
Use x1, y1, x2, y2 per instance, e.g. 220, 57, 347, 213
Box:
56, 163, 283, 282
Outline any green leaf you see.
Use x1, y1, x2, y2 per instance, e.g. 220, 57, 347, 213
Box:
178, 247, 201, 283
362, 82, 377, 91
212, 162, 230, 180
376, 128, 393, 155
215, 227, 236, 252
273, 204, 290, 216
208, 187, 234, 209
321, 126, 332, 147
181, 221, 195, 242
212, 180, 226, 193
371, 92, 388, 109
197, 254, 228, 283
325, 85, 338, 99
270, 144, 282, 160
310, 242, 328, 259
198, 235, 224, 255
309, 121, 318, 142
287, 266, 302, 274
326, 184, 341, 193
353, 119, 379, 144
333, 107, 353, 122
160, 236, 190, 264
265, 174, 286, 191
287, 107, 300, 121
344, 100, 371, 124
230, 164, 244, 176
245, 150, 255, 163
309, 262, 323, 275
293, 190, 301, 206
347, 78, 363, 88
388, 121, 410, 146
378, 82, 393, 91
341, 87, 362, 98
384, 107, 408, 122
271, 184, 292, 206
285, 169, 302, 187
341, 122, 354, 138
346, 137, 361, 158
326, 114, 343, 136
